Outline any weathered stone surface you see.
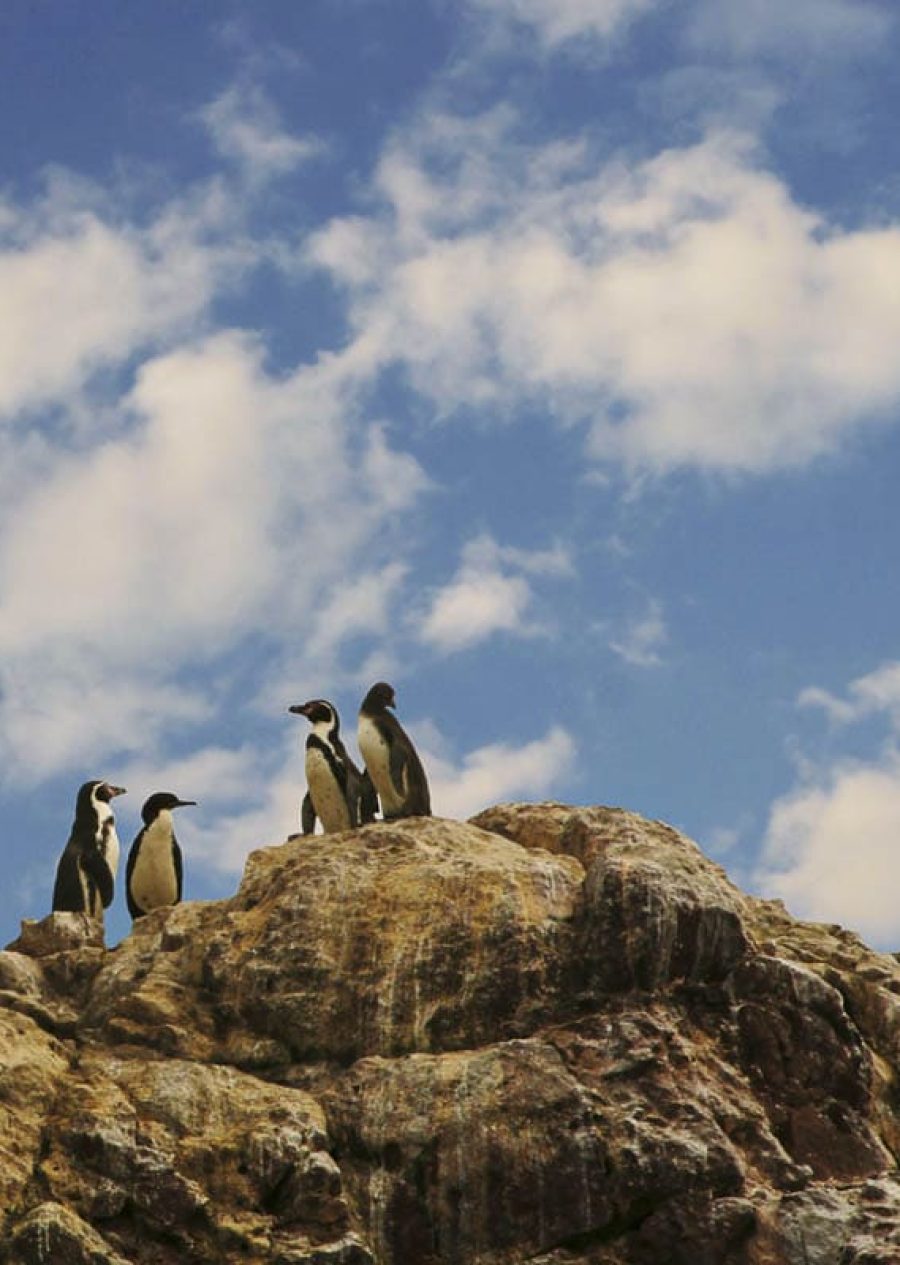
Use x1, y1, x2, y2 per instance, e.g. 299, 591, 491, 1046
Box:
473, 803, 753, 993
5, 1201, 130, 1265
9, 913, 105, 957
0, 1011, 70, 1218
326, 1020, 767, 1265
2, 803, 900, 1264
85, 819, 583, 1063
18, 1051, 369, 1263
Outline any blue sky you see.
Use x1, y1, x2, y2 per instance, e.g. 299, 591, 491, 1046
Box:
3, 0, 900, 949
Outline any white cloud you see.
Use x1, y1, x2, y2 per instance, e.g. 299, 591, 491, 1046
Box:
688, 0, 892, 60
799, 661, 900, 729
0, 333, 430, 781
419, 534, 570, 654
0, 107, 434, 787
467, 0, 657, 47
421, 572, 531, 653
468, 0, 891, 56
609, 598, 667, 667
0, 197, 239, 423
302, 562, 410, 665
425, 724, 577, 819
756, 753, 900, 948
202, 83, 321, 182
758, 656, 900, 947
0, 661, 212, 779
0, 81, 326, 427
312, 119, 900, 475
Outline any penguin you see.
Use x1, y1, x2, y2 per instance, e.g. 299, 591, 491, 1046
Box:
289, 699, 377, 834
357, 682, 431, 820
125, 792, 196, 920
52, 780, 127, 919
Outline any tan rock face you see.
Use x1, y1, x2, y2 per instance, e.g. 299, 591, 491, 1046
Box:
472, 803, 752, 992
1, 803, 899, 1265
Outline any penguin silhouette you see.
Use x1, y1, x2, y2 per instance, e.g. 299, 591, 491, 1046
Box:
289, 698, 377, 832
52, 780, 126, 919
125, 792, 196, 919
358, 682, 431, 820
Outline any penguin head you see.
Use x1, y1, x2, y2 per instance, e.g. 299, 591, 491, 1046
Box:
361, 682, 396, 713
289, 699, 340, 732
141, 792, 197, 825
77, 780, 126, 816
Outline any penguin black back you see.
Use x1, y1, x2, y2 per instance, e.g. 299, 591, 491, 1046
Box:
358, 682, 431, 819
52, 779, 126, 919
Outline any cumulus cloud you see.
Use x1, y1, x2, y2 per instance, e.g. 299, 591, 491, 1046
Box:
425, 724, 577, 818
799, 661, 900, 728
422, 570, 531, 653
466, 0, 657, 47
311, 119, 900, 474
0, 333, 429, 780
202, 83, 322, 182
0, 80, 324, 428
301, 562, 410, 667
756, 754, 900, 949
757, 657, 900, 947
419, 534, 571, 653
0, 80, 444, 791
0, 195, 240, 423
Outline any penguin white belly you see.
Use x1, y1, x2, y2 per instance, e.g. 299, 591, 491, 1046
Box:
96, 803, 120, 878
131, 816, 179, 912
358, 717, 405, 816
306, 746, 352, 832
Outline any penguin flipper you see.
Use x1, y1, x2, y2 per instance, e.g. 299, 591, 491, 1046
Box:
82, 843, 114, 909
358, 769, 379, 824
52, 850, 84, 913
388, 739, 410, 806
174, 838, 183, 904
125, 834, 143, 919
301, 792, 317, 836
405, 749, 432, 817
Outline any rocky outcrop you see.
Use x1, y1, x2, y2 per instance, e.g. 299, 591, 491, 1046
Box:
1, 803, 900, 1264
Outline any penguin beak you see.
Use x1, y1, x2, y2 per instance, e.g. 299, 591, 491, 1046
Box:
289, 703, 311, 717
175, 799, 197, 808
108, 785, 127, 799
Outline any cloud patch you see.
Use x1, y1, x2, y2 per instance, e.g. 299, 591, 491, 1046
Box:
466, 0, 657, 47
0, 333, 430, 781
0, 195, 240, 423
757, 657, 900, 947
757, 754, 900, 949
312, 120, 900, 475
202, 83, 322, 183
609, 599, 668, 667
419, 534, 571, 653
799, 661, 900, 728
688, 0, 892, 60
426, 724, 577, 818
